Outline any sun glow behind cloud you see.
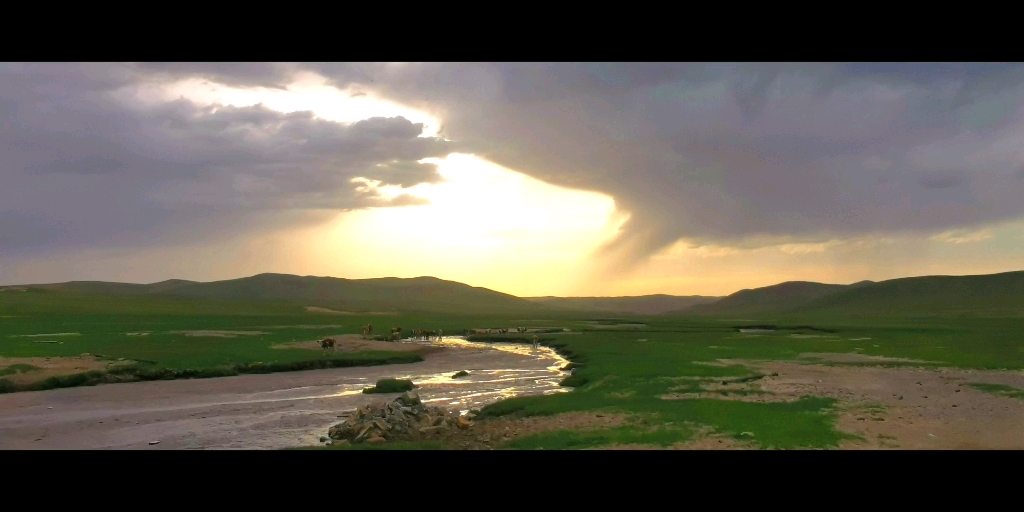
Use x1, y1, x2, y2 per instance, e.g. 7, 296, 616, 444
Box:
104, 74, 625, 296
311, 154, 624, 296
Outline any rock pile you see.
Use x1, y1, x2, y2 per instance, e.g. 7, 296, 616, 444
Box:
325, 390, 474, 445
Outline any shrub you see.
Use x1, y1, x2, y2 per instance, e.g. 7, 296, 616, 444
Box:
363, 378, 416, 394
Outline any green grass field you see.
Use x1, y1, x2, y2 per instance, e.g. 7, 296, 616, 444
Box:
5, 278, 1024, 449
463, 313, 1024, 449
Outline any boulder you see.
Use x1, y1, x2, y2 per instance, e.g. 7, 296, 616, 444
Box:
398, 390, 421, 407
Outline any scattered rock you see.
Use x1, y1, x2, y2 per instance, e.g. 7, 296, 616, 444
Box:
326, 390, 471, 445
149, 440, 160, 445
398, 390, 421, 406
320, 436, 328, 442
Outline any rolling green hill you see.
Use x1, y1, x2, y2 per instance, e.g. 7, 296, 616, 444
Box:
791, 270, 1024, 318
7, 273, 558, 316
523, 294, 720, 315
665, 270, 1024, 319
671, 280, 872, 317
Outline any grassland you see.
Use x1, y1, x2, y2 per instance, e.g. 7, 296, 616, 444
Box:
6, 272, 1024, 450
457, 312, 1024, 449
0, 288, 438, 393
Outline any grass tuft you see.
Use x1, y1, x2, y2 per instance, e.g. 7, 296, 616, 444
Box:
363, 378, 416, 394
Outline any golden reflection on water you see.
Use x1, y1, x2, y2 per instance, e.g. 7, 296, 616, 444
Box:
378, 336, 572, 412
308, 335, 573, 428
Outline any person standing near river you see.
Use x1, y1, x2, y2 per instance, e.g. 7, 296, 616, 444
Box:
532, 335, 538, 349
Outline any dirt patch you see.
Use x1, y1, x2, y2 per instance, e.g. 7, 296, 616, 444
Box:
171, 330, 268, 338
669, 435, 758, 450
305, 307, 397, 315
725, 359, 1024, 449
396, 411, 630, 450
0, 356, 132, 386
793, 352, 942, 364
272, 335, 444, 356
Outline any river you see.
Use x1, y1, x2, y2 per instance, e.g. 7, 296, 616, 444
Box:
0, 336, 570, 449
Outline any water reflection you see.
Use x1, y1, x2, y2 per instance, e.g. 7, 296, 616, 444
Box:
324, 336, 571, 418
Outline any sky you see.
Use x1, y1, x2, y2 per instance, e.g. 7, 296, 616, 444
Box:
3, 62, 1024, 297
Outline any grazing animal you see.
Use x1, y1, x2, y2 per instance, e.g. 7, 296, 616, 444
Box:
319, 338, 336, 354
420, 329, 437, 340
362, 324, 374, 338
391, 332, 400, 341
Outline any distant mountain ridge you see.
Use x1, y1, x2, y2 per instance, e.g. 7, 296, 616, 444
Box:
672, 280, 874, 316
524, 295, 720, 315
9, 269, 1024, 318
666, 271, 1024, 318
18, 273, 553, 315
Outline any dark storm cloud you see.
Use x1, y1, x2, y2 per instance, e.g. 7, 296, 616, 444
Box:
6, 63, 1024, 272
917, 173, 965, 189
290, 63, 1024, 268
0, 63, 453, 257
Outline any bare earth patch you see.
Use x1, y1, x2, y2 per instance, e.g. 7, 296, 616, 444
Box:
687, 354, 1024, 449
0, 356, 133, 386
793, 352, 942, 364
305, 307, 397, 315
171, 330, 268, 338
272, 335, 444, 356
403, 412, 630, 450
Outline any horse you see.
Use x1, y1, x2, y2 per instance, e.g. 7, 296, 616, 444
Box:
318, 338, 336, 354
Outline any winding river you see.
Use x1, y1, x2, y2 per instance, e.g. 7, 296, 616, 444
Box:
0, 337, 571, 449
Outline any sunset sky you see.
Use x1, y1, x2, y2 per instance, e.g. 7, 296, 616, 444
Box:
3, 63, 1024, 297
